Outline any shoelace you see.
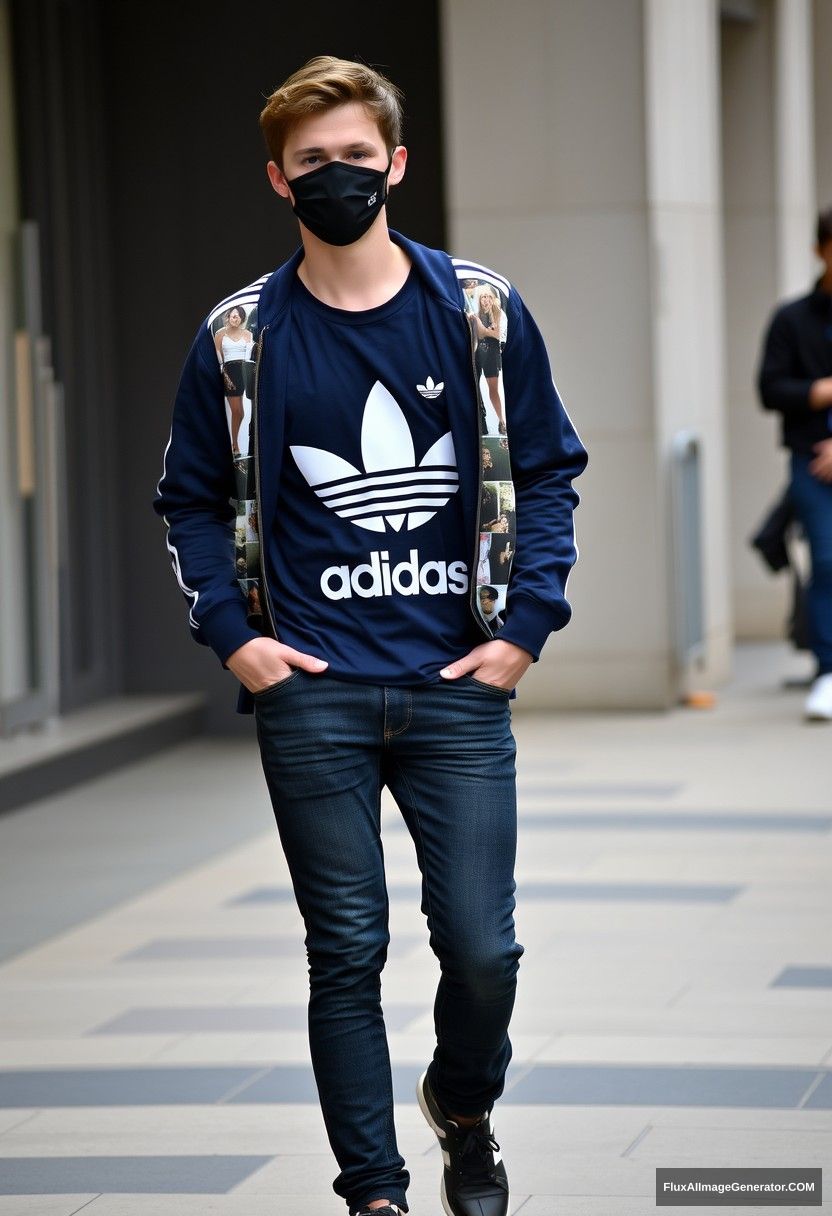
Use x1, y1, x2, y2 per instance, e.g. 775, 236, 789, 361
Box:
457, 1121, 503, 1181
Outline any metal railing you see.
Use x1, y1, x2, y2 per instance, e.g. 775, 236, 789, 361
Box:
670, 430, 705, 667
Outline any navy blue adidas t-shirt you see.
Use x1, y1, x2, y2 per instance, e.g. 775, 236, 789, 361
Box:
266, 268, 481, 684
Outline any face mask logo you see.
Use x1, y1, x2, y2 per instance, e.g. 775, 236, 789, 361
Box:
287, 155, 393, 247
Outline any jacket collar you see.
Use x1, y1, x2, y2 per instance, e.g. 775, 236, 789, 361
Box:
809, 274, 832, 311
255, 228, 464, 324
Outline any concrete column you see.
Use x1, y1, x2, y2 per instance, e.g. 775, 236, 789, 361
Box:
0, 0, 27, 706
643, 0, 733, 695
813, 0, 832, 206
774, 0, 817, 294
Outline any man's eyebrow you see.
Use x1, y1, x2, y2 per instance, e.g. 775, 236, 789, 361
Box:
293, 141, 377, 156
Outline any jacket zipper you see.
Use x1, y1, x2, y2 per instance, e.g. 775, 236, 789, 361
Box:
252, 323, 279, 642
463, 311, 493, 641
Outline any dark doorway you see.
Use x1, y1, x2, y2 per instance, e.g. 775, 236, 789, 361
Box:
12, 0, 445, 732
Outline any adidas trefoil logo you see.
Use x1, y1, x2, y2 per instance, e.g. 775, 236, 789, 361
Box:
417, 375, 444, 399
290, 381, 459, 534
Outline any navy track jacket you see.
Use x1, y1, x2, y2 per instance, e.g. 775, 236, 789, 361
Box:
154, 231, 588, 713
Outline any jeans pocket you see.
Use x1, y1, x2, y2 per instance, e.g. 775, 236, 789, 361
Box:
252, 669, 302, 699
462, 673, 512, 696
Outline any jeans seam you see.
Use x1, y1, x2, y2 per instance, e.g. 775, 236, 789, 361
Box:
390, 755, 445, 1103
379, 749, 401, 1177
391, 758, 436, 938
383, 688, 412, 740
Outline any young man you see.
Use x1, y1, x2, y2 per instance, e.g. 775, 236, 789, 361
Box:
758, 207, 832, 721
154, 56, 587, 1216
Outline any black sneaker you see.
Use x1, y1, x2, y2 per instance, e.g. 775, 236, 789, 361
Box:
355, 1206, 402, 1216
417, 1068, 509, 1216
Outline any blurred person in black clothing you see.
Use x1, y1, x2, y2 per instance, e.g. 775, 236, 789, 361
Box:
758, 207, 832, 720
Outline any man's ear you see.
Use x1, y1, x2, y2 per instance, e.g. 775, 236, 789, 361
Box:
387, 145, 407, 189
267, 160, 292, 200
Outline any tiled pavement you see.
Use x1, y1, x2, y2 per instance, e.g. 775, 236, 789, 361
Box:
0, 643, 830, 1214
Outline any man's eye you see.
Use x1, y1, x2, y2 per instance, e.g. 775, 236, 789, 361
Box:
349, 151, 367, 160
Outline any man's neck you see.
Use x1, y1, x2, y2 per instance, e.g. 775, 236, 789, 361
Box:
296, 217, 411, 311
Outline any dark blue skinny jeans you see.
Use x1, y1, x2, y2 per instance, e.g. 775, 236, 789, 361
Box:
254, 669, 523, 1214
790, 452, 832, 675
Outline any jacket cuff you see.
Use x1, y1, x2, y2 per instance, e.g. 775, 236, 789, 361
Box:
761, 379, 815, 413
198, 600, 264, 667
499, 594, 569, 662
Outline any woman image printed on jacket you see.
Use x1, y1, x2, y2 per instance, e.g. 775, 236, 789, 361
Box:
462, 276, 480, 317
483, 482, 516, 539
480, 480, 499, 526
473, 285, 508, 436
233, 498, 263, 619
477, 531, 492, 584
488, 535, 514, 585
212, 304, 256, 460
482, 437, 511, 480
233, 453, 257, 504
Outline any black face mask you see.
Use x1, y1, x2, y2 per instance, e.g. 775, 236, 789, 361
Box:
286, 156, 392, 247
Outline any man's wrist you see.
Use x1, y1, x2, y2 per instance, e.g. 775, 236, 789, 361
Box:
496, 638, 534, 663
809, 378, 832, 410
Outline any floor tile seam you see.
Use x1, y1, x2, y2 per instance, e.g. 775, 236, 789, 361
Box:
0, 1111, 40, 1140
68, 1196, 102, 1215
619, 1121, 653, 1157
146, 1034, 191, 1061
665, 983, 691, 1009
795, 1071, 828, 1109
493, 1026, 583, 1107
215, 1065, 275, 1105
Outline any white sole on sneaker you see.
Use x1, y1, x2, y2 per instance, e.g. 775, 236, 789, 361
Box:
417, 1068, 510, 1216
440, 1175, 453, 1216
416, 1069, 446, 1138
418, 1070, 454, 1215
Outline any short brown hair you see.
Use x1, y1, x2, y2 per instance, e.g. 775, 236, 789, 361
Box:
817, 206, 832, 248
260, 55, 403, 169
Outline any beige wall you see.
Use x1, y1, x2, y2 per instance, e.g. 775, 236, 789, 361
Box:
815, 0, 832, 205
643, 0, 733, 697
